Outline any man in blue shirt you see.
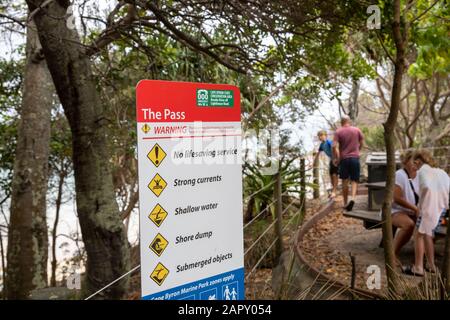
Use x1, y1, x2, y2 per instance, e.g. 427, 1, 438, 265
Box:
314, 130, 338, 198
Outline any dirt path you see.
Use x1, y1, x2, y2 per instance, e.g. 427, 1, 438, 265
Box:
299, 194, 446, 297
244, 198, 325, 300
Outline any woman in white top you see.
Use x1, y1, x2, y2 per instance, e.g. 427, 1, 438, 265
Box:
391, 151, 420, 264
403, 150, 450, 276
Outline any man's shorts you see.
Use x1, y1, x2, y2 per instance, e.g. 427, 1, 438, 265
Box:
416, 210, 446, 236
329, 161, 339, 176
339, 157, 360, 182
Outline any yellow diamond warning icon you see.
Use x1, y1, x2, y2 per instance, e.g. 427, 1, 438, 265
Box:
147, 143, 166, 167
150, 262, 169, 286
149, 233, 169, 257
148, 203, 168, 227
148, 173, 167, 197
141, 124, 151, 134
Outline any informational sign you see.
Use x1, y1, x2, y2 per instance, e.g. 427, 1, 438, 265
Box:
136, 80, 244, 300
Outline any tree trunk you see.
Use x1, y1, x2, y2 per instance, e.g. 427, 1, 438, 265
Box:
381, 0, 405, 294
50, 169, 65, 287
313, 152, 320, 199
442, 217, 450, 296
300, 157, 306, 220
5, 19, 52, 299
348, 79, 360, 121
273, 171, 283, 261
244, 197, 255, 223
0, 229, 6, 299
26, 0, 130, 298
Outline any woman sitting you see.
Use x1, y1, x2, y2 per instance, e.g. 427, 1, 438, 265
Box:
391, 150, 419, 265
403, 150, 450, 276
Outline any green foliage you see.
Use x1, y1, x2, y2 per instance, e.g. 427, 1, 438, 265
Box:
0, 116, 17, 196
408, 2, 450, 78
244, 128, 313, 220
364, 0, 449, 80
0, 58, 23, 112
0, 58, 23, 196
270, 7, 377, 123
47, 109, 73, 199
361, 126, 386, 151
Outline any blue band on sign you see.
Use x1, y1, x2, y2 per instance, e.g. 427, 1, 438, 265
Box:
142, 268, 244, 300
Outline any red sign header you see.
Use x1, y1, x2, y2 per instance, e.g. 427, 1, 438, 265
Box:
136, 80, 241, 123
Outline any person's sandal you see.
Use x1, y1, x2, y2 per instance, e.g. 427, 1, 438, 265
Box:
425, 266, 437, 274
402, 265, 424, 277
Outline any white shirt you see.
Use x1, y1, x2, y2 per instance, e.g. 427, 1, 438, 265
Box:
417, 164, 450, 236
392, 169, 419, 215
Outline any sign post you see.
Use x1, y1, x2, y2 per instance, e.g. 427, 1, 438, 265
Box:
136, 80, 244, 300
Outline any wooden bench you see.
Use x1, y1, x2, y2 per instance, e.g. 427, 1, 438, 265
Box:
343, 209, 447, 237
365, 182, 386, 189
343, 209, 382, 229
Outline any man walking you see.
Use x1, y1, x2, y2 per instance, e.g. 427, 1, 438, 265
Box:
333, 116, 364, 211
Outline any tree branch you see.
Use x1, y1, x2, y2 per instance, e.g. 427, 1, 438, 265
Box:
0, 13, 26, 28
86, 4, 138, 56
245, 79, 290, 123
137, 0, 247, 74
120, 190, 138, 221
375, 31, 395, 64
28, 0, 56, 23
411, 0, 440, 24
